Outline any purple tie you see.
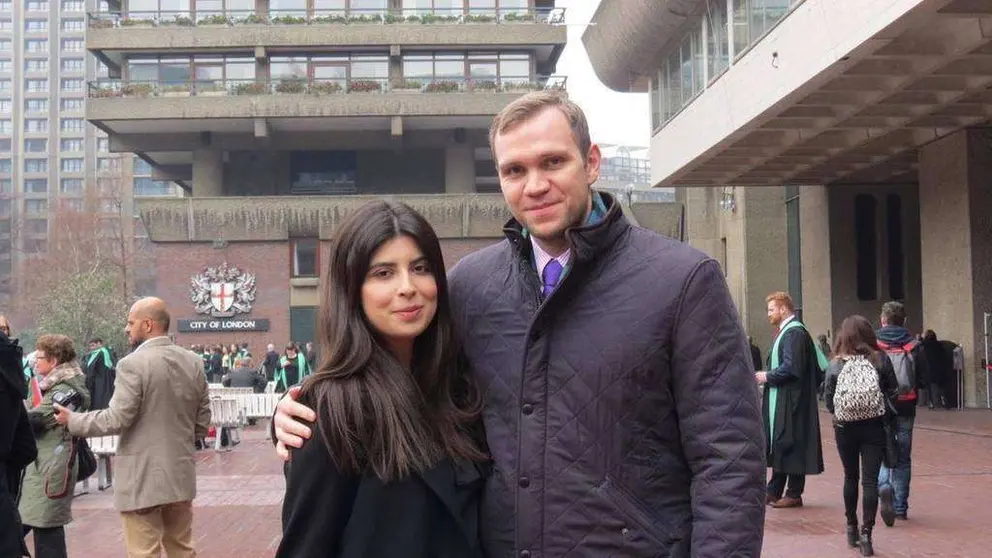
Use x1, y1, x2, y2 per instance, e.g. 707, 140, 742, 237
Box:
542, 259, 563, 298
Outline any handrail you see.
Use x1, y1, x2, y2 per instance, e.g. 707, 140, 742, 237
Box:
87, 7, 565, 28
87, 75, 566, 98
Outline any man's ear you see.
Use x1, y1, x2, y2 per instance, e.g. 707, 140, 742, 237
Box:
585, 144, 602, 185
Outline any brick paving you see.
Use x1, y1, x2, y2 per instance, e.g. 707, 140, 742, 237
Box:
47, 409, 992, 557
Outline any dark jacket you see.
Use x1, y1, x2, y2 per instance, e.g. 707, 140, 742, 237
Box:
277, 414, 488, 558
222, 367, 268, 393
921, 337, 950, 386
84, 346, 116, 410
762, 320, 825, 476
447, 193, 766, 558
1, 332, 37, 558
876, 325, 929, 417
750, 343, 763, 372
263, 350, 281, 382
823, 353, 900, 421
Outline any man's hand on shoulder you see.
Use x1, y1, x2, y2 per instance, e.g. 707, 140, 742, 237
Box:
275, 385, 317, 461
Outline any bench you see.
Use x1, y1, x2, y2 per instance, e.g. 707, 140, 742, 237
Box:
86, 435, 119, 491
208, 396, 244, 451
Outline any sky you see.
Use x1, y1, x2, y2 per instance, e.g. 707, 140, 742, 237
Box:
553, 0, 650, 148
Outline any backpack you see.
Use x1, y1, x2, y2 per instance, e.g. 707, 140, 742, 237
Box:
878, 340, 917, 402
833, 356, 886, 422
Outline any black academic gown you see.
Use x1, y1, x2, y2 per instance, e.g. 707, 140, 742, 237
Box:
1, 331, 37, 558
761, 322, 824, 476
84, 348, 116, 410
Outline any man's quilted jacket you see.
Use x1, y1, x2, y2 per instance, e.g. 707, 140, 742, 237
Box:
448, 193, 766, 558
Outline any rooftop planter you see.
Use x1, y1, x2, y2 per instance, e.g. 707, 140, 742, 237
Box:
198, 14, 232, 26
391, 79, 423, 93
275, 78, 307, 94
271, 15, 307, 25
349, 79, 383, 93
234, 14, 268, 24
121, 83, 154, 97
311, 81, 343, 95
120, 18, 155, 27
91, 86, 122, 98
160, 84, 190, 97
231, 82, 268, 95
424, 80, 461, 93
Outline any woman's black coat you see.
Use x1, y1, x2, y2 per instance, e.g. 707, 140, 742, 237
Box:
1, 332, 38, 558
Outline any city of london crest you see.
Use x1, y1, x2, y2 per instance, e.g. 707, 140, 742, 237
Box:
189, 262, 256, 318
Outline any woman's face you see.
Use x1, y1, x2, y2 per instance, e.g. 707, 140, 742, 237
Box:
361, 235, 438, 358
34, 350, 56, 376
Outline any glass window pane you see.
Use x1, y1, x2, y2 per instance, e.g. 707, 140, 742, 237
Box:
225, 60, 255, 82
732, 0, 749, 57
128, 60, 159, 82
680, 37, 693, 102
706, 0, 729, 79
351, 58, 388, 79
270, 0, 306, 16
271, 57, 308, 80
403, 57, 433, 80
351, 0, 386, 15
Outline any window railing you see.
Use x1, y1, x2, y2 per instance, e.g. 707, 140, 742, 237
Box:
87, 75, 566, 98
87, 7, 564, 28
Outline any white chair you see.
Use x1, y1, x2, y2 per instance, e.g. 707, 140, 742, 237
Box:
86, 435, 120, 490
208, 397, 244, 451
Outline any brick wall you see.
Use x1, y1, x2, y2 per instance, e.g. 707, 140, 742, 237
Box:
152, 241, 290, 353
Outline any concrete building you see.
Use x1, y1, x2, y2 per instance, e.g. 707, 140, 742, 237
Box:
84, 0, 572, 348
0, 0, 183, 310
585, 0, 992, 407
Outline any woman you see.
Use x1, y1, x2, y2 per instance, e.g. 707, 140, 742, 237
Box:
277, 201, 489, 558
824, 316, 899, 556
1, 318, 38, 558
19, 334, 90, 558
920, 330, 949, 409
274, 343, 309, 393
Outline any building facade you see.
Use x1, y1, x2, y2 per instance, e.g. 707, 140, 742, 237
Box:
86, 0, 567, 348
585, 0, 992, 407
0, 0, 183, 310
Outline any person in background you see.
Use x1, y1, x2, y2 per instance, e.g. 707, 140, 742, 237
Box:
84, 338, 116, 410
920, 330, 949, 410
749, 337, 763, 372
1, 317, 38, 558
223, 357, 267, 394
818, 334, 833, 359
263, 344, 281, 382
824, 316, 899, 556
274, 344, 309, 393
20, 334, 90, 558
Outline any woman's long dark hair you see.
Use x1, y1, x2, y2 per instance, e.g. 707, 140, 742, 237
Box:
832, 315, 882, 367
300, 201, 485, 481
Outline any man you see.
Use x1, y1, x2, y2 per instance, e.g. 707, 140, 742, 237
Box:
304, 341, 316, 371
274, 344, 309, 393
84, 337, 116, 410
876, 301, 928, 526
222, 356, 267, 394
273, 91, 767, 556
53, 297, 211, 557
262, 343, 280, 382
756, 292, 825, 508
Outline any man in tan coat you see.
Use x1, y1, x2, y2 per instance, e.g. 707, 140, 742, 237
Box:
54, 297, 211, 557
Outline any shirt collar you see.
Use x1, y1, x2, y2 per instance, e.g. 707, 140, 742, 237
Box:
135, 335, 169, 352
779, 315, 796, 331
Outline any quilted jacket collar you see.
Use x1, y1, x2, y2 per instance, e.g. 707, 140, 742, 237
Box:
502, 190, 629, 265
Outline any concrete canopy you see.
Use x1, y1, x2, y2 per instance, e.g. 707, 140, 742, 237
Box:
678, 1, 992, 187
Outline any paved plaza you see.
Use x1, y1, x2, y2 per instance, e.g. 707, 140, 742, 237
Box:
50, 409, 992, 557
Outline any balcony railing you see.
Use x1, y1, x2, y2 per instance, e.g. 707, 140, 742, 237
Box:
87, 76, 566, 98
87, 7, 565, 28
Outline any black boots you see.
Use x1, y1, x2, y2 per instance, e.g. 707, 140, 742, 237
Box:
846, 524, 858, 548
859, 525, 874, 556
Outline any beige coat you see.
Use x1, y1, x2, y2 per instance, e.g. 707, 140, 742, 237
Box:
68, 337, 211, 512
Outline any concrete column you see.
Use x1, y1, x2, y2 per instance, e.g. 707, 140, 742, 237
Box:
740, 186, 788, 353
192, 149, 224, 197
444, 144, 475, 193
799, 185, 833, 340
919, 128, 992, 408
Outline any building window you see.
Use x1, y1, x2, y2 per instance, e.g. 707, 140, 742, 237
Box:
61, 0, 84, 11
886, 194, 905, 301
25, 139, 48, 152
61, 58, 84, 72
25, 200, 48, 215
26, 79, 48, 92
27, 1, 50, 10
25, 179, 48, 194
25, 119, 48, 132
401, 51, 531, 87
0, 158, 9, 172
60, 118, 84, 132
25, 19, 48, 32
24, 239, 47, 254
0, 120, 10, 133
25, 219, 48, 235
25, 159, 48, 173
61, 138, 83, 152
126, 55, 256, 87
61, 98, 84, 111
290, 151, 357, 194
0, 1, 10, 12
0, 178, 10, 193
133, 157, 153, 175
292, 238, 318, 277
25, 99, 48, 113
96, 157, 121, 171
134, 177, 174, 196
706, 0, 729, 80
61, 18, 85, 31
60, 177, 83, 193
26, 59, 48, 72
0, 99, 8, 113
854, 194, 878, 302
0, 79, 9, 91
61, 158, 84, 172
26, 40, 48, 53
97, 138, 110, 152
0, 139, 9, 151
61, 39, 84, 52
60, 78, 83, 92
0, 59, 10, 71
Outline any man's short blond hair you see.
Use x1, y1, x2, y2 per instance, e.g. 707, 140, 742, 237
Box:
489, 90, 592, 164
766, 291, 795, 312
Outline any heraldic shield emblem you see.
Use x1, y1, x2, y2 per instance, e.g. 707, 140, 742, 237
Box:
190, 262, 256, 318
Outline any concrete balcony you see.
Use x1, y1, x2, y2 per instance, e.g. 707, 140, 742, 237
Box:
138, 194, 512, 242
87, 7, 566, 70
88, 76, 563, 124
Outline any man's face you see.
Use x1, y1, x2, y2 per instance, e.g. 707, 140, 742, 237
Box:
767, 301, 790, 328
125, 310, 151, 348
88, 341, 100, 351
493, 107, 601, 251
